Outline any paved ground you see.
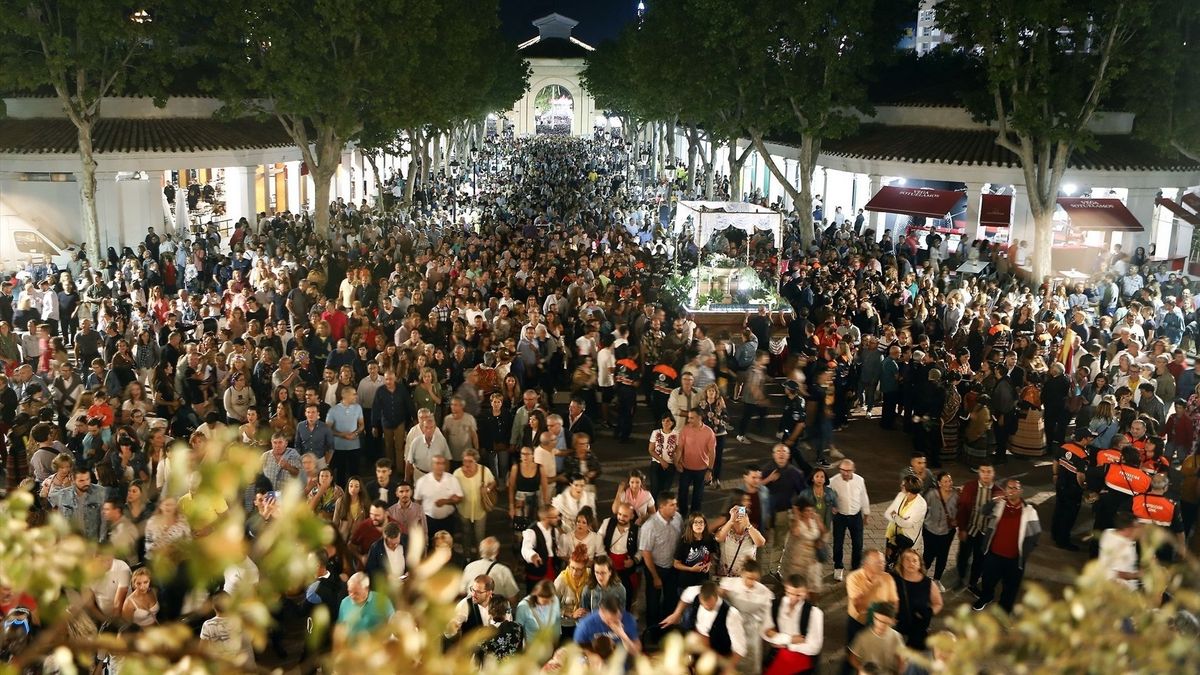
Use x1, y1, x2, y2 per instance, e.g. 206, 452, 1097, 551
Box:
486, 378, 1092, 661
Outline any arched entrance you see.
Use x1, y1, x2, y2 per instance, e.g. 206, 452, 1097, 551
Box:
534, 84, 573, 135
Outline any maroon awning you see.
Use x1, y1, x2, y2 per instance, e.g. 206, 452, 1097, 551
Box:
864, 186, 962, 219
1056, 198, 1144, 232
979, 194, 1012, 227
1182, 191, 1200, 213
1157, 196, 1200, 226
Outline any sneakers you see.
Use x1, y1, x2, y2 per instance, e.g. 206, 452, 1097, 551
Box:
736, 435, 752, 445
829, 448, 845, 460
833, 569, 844, 582
935, 580, 946, 593
971, 598, 990, 611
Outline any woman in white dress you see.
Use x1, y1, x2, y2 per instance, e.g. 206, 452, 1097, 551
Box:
719, 559, 775, 674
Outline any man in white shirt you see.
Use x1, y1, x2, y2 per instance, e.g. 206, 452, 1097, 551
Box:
521, 505, 562, 592
1098, 511, 1142, 590
761, 573, 824, 674
829, 459, 871, 581
413, 456, 463, 545
88, 551, 130, 618
660, 580, 747, 671
404, 414, 450, 483
461, 537, 520, 600
446, 575, 495, 640
596, 339, 616, 426
533, 431, 559, 484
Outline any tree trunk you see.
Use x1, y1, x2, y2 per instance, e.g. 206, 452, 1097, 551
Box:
685, 124, 699, 189
727, 139, 753, 202
431, 132, 443, 179
405, 129, 420, 206
666, 114, 679, 167
1030, 204, 1054, 282
702, 137, 717, 200
750, 130, 818, 249
365, 152, 384, 207
77, 123, 102, 268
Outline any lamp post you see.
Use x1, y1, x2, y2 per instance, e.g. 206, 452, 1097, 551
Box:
470, 145, 478, 197
449, 159, 460, 222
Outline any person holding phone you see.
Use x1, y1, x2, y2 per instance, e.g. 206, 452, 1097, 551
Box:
715, 497, 765, 577
674, 513, 718, 590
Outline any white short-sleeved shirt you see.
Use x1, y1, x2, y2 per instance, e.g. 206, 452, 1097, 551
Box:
91, 559, 131, 616
414, 472, 464, 520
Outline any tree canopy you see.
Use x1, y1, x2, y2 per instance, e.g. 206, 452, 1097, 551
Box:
0, 0, 182, 266
206, 0, 526, 234
937, 0, 1162, 279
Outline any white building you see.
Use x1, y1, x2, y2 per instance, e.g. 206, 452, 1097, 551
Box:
915, 0, 953, 56
507, 13, 599, 138
0, 95, 402, 268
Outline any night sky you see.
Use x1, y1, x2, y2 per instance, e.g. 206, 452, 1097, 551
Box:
500, 0, 639, 46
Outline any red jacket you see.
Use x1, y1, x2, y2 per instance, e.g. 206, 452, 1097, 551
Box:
955, 479, 1003, 534
1165, 412, 1194, 450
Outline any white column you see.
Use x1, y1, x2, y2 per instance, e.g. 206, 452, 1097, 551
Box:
224, 166, 257, 227
92, 171, 121, 254
963, 182, 987, 242
1011, 183, 1033, 245
1124, 187, 1158, 252
286, 162, 302, 214
867, 173, 882, 240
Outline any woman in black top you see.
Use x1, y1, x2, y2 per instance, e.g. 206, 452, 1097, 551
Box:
673, 512, 719, 590
892, 548, 943, 650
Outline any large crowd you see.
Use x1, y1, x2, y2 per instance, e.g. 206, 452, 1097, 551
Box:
0, 132, 1195, 674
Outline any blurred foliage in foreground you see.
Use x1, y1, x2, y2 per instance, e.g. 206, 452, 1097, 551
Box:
0, 430, 1198, 673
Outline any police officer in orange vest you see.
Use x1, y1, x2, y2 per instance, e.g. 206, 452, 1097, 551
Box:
1088, 447, 1151, 559
1051, 429, 1094, 551
1133, 473, 1186, 563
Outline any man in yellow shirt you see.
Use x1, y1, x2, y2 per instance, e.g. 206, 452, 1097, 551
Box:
844, 550, 899, 659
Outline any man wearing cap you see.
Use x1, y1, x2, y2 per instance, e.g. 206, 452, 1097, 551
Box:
1052, 430, 1095, 551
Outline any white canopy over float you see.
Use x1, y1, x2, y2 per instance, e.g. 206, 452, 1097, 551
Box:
673, 200, 784, 249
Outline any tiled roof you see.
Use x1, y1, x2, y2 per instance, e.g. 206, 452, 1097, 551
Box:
0, 117, 295, 154
808, 125, 1200, 173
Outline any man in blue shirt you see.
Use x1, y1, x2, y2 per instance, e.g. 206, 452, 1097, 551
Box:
573, 595, 641, 656
326, 386, 364, 483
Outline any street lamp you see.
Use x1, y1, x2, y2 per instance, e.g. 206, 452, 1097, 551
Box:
470, 145, 478, 196
449, 159, 461, 221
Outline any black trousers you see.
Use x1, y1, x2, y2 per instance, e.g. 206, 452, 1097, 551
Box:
1051, 489, 1083, 544
832, 513, 864, 571
978, 552, 1024, 612
922, 527, 955, 580
615, 385, 637, 441
956, 532, 985, 587
881, 391, 901, 428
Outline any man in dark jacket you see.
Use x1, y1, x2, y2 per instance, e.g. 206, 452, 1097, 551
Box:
304, 550, 347, 655
372, 371, 414, 471
1041, 362, 1071, 449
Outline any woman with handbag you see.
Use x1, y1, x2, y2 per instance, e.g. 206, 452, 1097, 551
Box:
781, 498, 826, 603
883, 476, 927, 570
920, 472, 958, 592
453, 449, 496, 558
891, 548, 943, 650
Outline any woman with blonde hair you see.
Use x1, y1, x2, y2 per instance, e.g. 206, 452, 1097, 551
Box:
122, 568, 159, 627
144, 496, 191, 561
412, 366, 443, 415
